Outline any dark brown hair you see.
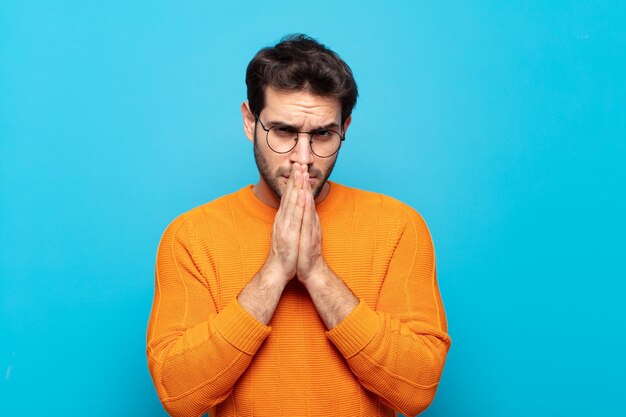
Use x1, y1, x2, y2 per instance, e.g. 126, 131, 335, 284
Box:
246, 34, 358, 125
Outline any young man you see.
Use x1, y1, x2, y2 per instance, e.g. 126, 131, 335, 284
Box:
147, 34, 451, 417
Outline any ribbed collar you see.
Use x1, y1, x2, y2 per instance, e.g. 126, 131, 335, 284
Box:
233, 180, 349, 225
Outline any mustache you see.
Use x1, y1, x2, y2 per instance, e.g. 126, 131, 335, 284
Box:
278, 166, 322, 178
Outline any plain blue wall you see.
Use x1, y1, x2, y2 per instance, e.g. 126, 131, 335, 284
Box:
2, 2, 625, 416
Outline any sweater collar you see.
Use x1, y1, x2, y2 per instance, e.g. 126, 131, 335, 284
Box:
235, 180, 348, 224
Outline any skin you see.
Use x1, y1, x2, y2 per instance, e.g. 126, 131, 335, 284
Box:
236, 87, 359, 329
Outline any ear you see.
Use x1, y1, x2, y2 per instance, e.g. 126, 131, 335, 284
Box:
341, 115, 352, 137
241, 102, 256, 142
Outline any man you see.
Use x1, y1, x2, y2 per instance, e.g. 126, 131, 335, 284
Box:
147, 34, 451, 417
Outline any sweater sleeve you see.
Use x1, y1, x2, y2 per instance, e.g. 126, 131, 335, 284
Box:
326, 207, 451, 417
146, 214, 271, 417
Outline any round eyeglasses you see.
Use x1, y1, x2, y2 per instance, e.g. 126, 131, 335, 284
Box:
255, 115, 345, 158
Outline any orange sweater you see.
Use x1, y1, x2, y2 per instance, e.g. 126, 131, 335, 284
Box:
147, 181, 450, 417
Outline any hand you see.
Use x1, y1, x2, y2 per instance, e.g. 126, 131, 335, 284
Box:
264, 163, 307, 284
296, 170, 326, 284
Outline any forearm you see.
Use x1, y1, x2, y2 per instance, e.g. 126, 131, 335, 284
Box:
147, 298, 271, 417
151, 268, 285, 415
148, 214, 274, 417
326, 302, 450, 416
302, 264, 359, 329
237, 261, 289, 325
150, 266, 285, 414
304, 267, 448, 415
327, 205, 449, 415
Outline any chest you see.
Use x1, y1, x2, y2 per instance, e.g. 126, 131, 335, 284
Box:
203, 213, 396, 311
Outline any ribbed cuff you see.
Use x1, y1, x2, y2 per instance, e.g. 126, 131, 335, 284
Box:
326, 300, 381, 358
213, 298, 272, 355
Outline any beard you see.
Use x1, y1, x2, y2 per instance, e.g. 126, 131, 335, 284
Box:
253, 137, 337, 200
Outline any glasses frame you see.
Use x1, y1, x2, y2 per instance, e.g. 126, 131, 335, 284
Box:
254, 114, 345, 158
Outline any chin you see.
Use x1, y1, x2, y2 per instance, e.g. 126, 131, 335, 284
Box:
268, 176, 287, 199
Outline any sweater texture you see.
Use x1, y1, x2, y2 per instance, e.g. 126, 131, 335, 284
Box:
146, 181, 451, 417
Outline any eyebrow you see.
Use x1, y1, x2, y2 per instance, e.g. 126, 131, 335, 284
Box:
264, 119, 341, 131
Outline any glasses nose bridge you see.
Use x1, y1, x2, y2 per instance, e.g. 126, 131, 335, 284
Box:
292, 129, 316, 148
293, 129, 314, 142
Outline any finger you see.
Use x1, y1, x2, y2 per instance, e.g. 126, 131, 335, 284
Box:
303, 173, 312, 218
304, 173, 315, 231
289, 188, 306, 236
284, 169, 304, 222
303, 175, 321, 242
277, 166, 297, 218
299, 188, 312, 250
313, 204, 321, 243
292, 171, 306, 224
278, 165, 302, 221
309, 196, 319, 243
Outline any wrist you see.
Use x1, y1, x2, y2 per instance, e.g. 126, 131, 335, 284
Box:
300, 262, 330, 290
261, 257, 293, 286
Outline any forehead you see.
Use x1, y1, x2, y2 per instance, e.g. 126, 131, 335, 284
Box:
262, 87, 341, 125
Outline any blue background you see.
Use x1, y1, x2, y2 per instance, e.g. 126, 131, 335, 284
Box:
2, 1, 625, 416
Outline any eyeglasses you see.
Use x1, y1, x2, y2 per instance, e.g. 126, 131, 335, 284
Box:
255, 114, 345, 158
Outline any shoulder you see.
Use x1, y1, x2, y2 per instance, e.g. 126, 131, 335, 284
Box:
336, 182, 430, 233
160, 187, 246, 239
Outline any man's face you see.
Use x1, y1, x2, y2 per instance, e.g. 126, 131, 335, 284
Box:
242, 87, 351, 206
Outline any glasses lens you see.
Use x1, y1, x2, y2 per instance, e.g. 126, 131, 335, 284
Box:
267, 127, 297, 153
311, 131, 342, 157
265, 126, 342, 157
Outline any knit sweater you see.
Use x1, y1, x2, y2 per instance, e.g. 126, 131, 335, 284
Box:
146, 181, 451, 417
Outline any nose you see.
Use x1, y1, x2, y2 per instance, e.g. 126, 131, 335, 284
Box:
289, 133, 314, 166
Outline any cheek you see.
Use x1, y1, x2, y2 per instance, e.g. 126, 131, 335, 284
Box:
257, 146, 283, 173
314, 158, 337, 177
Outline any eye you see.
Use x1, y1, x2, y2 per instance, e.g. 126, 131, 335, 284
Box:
273, 126, 297, 138
313, 130, 334, 141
